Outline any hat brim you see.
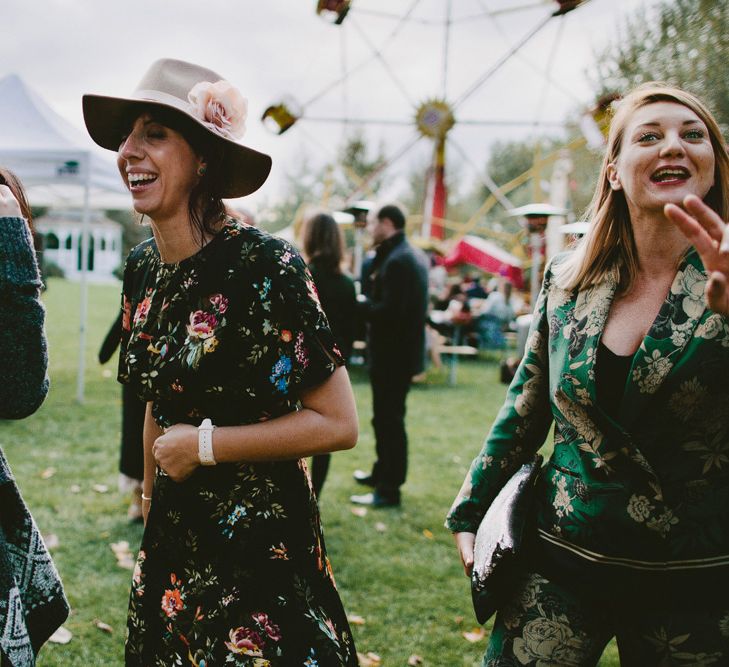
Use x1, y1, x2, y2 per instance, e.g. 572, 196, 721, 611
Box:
82, 94, 272, 199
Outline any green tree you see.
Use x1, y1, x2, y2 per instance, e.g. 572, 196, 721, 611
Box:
594, 0, 729, 130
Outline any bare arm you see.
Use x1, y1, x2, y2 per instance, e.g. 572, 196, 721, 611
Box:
151, 365, 358, 482
142, 401, 162, 523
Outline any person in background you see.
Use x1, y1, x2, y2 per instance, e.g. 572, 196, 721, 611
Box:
99, 311, 147, 521
448, 83, 729, 664
83, 58, 359, 664
352, 203, 429, 508
0, 167, 68, 666
302, 211, 357, 497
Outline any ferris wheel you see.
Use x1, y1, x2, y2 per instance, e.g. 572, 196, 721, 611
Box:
261, 0, 593, 240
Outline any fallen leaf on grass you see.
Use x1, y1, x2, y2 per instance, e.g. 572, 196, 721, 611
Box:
374, 522, 387, 532
41, 467, 56, 479
102, 369, 113, 378
422, 529, 434, 539
44, 533, 60, 550
70, 484, 81, 493
462, 628, 486, 642
92, 484, 109, 493
357, 652, 382, 666
48, 626, 72, 644
408, 655, 424, 666
93, 619, 113, 634
351, 507, 368, 517
347, 614, 366, 625
111, 541, 135, 569
453, 615, 464, 625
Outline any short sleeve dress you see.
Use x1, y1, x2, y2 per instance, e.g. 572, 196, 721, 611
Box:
118, 218, 358, 666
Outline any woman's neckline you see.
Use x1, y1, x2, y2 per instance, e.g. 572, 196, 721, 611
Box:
154, 218, 232, 268
598, 340, 633, 360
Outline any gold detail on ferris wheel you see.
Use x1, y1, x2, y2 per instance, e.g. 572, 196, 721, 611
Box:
415, 99, 456, 140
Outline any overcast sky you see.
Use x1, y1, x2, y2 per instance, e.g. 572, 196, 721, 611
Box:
2, 0, 650, 215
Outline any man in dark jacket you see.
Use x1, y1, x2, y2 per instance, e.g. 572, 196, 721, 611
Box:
351, 204, 429, 507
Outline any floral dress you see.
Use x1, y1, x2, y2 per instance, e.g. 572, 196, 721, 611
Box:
119, 218, 357, 666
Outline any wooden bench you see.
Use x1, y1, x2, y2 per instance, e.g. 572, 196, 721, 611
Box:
437, 344, 478, 385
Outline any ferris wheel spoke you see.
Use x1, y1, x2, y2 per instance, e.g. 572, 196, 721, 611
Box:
456, 119, 567, 127
454, 11, 553, 109
302, 0, 423, 110
353, 7, 442, 25
302, 116, 414, 125
442, 0, 453, 99
448, 137, 514, 212
350, 17, 417, 107
530, 13, 568, 133
476, 2, 583, 105
344, 132, 423, 206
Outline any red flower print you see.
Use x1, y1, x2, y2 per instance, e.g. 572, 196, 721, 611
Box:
122, 296, 131, 331
171, 380, 184, 393
225, 626, 265, 656
161, 588, 184, 618
251, 612, 281, 642
134, 296, 151, 326
280, 330, 293, 343
209, 293, 229, 314
186, 310, 218, 340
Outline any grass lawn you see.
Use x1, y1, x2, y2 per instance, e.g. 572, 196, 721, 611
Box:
5, 278, 619, 666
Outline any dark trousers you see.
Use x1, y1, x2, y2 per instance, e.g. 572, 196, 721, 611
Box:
369, 365, 412, 499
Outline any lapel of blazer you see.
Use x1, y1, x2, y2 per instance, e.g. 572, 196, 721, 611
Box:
619, 249, 708, 430
560, 273, 617, 409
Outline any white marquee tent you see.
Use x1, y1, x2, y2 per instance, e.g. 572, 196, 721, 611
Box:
0, 73, 132, 401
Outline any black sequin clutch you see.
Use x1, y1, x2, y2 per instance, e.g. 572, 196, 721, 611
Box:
471, 454, 543, 624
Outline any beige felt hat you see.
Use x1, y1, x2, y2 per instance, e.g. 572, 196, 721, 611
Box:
82, 58, 271, 198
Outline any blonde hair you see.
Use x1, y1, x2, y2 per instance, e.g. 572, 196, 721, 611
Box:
555, 82, 729, 293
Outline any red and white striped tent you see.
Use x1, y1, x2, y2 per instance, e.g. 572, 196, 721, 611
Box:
443, 235, 524, 288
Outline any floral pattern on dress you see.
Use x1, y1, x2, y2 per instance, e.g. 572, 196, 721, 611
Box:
119, 218, 356, 665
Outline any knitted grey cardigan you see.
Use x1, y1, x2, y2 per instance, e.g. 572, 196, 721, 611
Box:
0, 217, 69, 666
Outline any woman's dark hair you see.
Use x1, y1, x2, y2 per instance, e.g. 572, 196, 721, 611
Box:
121, 106, 225, 246
0, 167, 33, 231
303, 212, 344, 273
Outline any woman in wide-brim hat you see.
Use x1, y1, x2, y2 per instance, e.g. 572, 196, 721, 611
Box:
84, 58, 359, 665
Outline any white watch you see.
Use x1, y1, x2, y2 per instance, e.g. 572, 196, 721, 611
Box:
198, 418, 216, 466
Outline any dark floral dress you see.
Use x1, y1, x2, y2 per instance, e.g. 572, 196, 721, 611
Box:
119, 218, 357, 666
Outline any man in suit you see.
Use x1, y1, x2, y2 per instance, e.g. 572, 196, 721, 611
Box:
351, 204, 430, 507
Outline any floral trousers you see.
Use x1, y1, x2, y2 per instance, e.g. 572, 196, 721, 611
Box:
483, 571, 729, 667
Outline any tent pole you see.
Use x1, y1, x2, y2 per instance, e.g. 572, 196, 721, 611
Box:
76, 157, 91, 403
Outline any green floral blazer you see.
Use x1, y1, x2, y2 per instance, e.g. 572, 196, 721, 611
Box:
447, 249, 729, 585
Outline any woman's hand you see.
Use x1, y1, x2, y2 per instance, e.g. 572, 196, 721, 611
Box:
152, 423, 199, 482
0, 184, 22, 218
454, 531, 476, 577
666, 195, 729, 315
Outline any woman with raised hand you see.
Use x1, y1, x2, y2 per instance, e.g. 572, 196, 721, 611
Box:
83, 59, 359, 665
0, 167, 68, 666
447, 83, 729, 665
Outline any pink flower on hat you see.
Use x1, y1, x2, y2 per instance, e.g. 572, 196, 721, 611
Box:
188, 80, 248, 140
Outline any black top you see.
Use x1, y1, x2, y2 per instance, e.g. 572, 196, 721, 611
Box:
595, 341, 632, 420
361, 231, 430, 376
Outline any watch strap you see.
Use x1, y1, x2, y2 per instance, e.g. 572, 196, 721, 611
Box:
198, 418, 216, 466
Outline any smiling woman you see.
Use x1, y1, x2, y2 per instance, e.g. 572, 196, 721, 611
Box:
447, 83, 729, 665
82, 59, 360, 666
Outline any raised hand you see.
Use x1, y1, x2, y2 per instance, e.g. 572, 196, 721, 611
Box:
665, 194, 729, 316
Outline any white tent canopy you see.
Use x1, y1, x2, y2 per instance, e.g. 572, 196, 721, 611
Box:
0, 73, 130, 207
0, 73, 132, 401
